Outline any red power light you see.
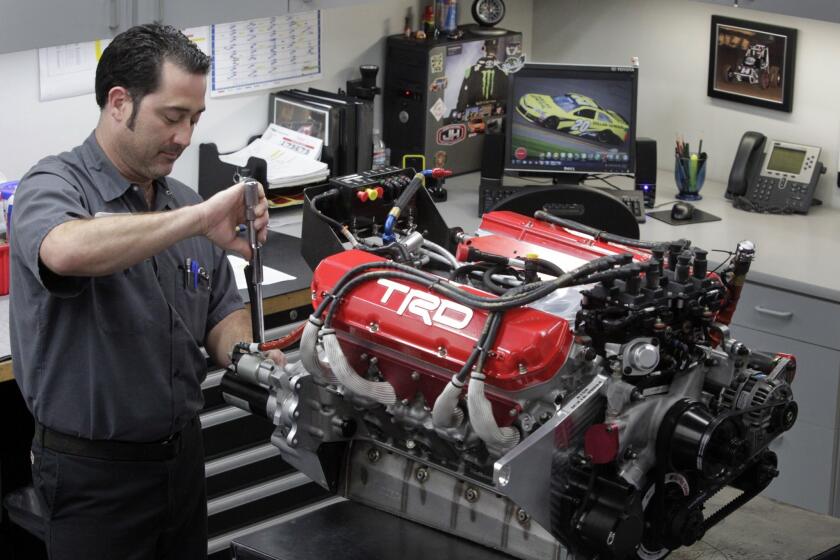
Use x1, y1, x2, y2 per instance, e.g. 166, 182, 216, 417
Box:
356, 190, 368, 202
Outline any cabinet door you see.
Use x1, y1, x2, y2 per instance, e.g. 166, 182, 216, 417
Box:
0, 0, 133, 54
730, 325, 840, 515
690, 0, 840, 24
288, 0, 361, 11
136, 0, 289, 30
730, 325, 840, 430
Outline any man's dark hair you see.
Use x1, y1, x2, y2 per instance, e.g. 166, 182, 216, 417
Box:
95, 24, 210, 129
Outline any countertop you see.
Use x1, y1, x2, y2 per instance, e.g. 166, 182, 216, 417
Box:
438, 170, 840, 303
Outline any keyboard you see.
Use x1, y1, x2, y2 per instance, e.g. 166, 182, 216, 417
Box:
478, 182, 525, 216
612, 189, 647, 223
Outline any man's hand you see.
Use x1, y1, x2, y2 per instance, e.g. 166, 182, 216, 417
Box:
197, 181, 269, 258
263, 349, 287, 369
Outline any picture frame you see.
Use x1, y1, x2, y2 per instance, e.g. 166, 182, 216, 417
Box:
707, 15, 797, 112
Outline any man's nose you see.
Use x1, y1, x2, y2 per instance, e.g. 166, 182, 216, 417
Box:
173, 120, 193, 148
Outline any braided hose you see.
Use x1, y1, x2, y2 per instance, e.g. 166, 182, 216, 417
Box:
431, 376, 466, 428
421, 239, 459, 270
467, 374, 520, 450
299, 316, 337, 384
322, 331, 397, 405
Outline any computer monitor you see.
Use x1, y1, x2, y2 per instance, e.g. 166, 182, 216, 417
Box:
504, 63, 639, 178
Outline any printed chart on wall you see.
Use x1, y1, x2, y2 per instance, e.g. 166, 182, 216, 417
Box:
210, 12, 323, 97
38, 39, 110, 101
38, 28, 210, 102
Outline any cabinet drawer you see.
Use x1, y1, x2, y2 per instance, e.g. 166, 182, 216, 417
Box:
762, 419, 836, 515
732, 283, 840, 350
730, 325, 840, 431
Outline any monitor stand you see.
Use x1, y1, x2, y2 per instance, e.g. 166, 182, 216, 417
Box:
478, 172, 588, 216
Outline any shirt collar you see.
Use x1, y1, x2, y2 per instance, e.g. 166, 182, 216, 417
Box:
81, 131, 177, 210
81, 131, 133, 203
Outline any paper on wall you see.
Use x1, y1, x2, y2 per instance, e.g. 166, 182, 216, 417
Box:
38, 27, 208, 102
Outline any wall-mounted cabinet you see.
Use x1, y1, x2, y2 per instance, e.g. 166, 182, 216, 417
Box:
692, 0, 840, 24
288, 0, 361, 11
0, 0, 295, 56
135, 0, 290, 30
0, 0, 134, 54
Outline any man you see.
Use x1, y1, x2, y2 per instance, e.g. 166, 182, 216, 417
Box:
9, 24, 282, 559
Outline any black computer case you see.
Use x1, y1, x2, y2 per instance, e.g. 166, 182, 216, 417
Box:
383, 27, 523, 175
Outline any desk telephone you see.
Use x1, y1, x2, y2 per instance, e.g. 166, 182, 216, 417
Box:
726, 131, 825, 214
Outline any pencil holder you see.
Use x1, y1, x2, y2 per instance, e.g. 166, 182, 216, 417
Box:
674, 155, 707, 201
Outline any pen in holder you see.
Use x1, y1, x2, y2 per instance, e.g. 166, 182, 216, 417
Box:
674, 154, 707, 201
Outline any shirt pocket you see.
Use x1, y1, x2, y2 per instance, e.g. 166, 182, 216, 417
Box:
164, 261, 211, 343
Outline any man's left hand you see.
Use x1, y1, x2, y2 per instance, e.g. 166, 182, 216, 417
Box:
264, 349, 287, 369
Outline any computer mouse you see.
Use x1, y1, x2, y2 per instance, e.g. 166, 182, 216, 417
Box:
671, 202, 695, 221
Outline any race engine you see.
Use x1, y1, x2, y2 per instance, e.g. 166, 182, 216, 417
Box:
222, 170, 797, 560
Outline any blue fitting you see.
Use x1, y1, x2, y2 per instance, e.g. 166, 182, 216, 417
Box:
382, 215, 397, 244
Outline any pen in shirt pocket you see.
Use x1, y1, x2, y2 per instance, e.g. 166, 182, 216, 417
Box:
183, 257, 192, 288
190, 259, 199, 290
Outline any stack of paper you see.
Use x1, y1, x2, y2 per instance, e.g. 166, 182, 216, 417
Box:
220, 124, 329, 188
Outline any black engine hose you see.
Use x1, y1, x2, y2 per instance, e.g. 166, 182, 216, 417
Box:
471, 311, 503, 376
310, 189, 344, 231
466, 246, 566, 277
319, 254, 632, 331
534, 210, 691, 252
454, 311, 499, 384
322, 261, 615, 328
392, 173, 425, 214
361, 241, 412, 263
453, 262, 493, 284
482, 264, 522, 296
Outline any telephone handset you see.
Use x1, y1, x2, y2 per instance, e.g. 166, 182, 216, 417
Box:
726, 131, 825, 214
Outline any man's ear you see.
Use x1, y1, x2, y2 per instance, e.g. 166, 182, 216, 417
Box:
106, 86, 133, 124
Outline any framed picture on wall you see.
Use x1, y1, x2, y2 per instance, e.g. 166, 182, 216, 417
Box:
707, 15, 797, 112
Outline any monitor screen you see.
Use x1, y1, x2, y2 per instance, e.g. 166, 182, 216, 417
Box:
767, 145, 806, 174
504, 63, 638, 176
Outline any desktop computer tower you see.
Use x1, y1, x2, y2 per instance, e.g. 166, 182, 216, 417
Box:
383, 28, 523, 175
635, 137, 657, 207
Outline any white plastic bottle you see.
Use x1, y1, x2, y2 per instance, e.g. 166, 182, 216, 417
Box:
372, 128, 390, 170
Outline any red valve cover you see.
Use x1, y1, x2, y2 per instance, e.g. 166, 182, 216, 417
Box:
312, 249, 573, 394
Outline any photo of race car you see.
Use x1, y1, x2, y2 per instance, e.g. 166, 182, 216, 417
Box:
724, 43, 781, 90
516, 92, 629, 145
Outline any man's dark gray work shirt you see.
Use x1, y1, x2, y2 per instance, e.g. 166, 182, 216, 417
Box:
10, 132, 244, 442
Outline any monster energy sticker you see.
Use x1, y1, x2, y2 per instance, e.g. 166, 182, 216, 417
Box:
430, 53, 444, 74
430, 98, 446, 122
481, 69, 495, 99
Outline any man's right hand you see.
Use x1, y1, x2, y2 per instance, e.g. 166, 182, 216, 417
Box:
197, 181, 269, 259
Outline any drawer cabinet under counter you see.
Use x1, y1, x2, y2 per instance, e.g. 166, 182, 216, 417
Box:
730, 281, 840, 516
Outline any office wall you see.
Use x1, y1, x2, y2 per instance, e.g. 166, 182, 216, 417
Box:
0, 1, 532, 189
532, 0, 840, 207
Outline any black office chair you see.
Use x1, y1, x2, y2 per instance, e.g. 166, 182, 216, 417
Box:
491, 184, 640, 239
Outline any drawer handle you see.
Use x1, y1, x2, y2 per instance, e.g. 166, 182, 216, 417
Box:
755, 305, 793, 319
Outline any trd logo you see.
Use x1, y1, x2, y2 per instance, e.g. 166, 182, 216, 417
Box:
436, 124, 467, 146
377, 279, 473, 330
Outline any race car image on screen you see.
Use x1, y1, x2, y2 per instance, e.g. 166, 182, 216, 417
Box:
516, 92, 629, 145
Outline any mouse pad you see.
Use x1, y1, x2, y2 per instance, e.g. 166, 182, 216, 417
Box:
647, 208, 722, 226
